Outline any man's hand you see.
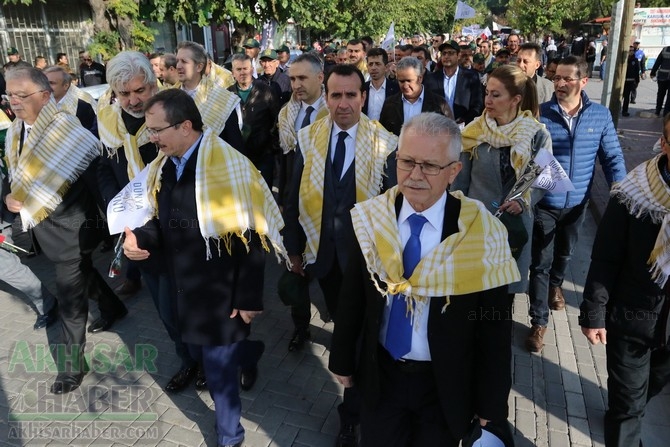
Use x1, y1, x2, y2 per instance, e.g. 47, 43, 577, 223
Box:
581, 327, 607, 345
334, 374, 354, 388
122, 227, 150, 260
4, 193, 23, 213
289, 254, 306, 276
230, 309, 262, 324
498, 199, 523, 215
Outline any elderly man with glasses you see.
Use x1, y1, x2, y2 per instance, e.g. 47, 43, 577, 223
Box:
526, 55, 627, 353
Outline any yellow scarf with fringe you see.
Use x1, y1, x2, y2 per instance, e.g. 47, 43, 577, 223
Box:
5, 99, 99, 229
612, 154, 670, 288
58, 85, 97, 117
191, 75, 240, 136
351, 187, 520, 313
278, 92, 327, 154
461, 110, 544, 179
97, 103, 150, 180
145, 128, 287, 262
296, 114, 398, 266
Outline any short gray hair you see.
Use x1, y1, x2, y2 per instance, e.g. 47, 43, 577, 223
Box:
106, 51, 155, 94
291, 53, 323, 74
396, 56, 424, 77
4, 67, 52, 93
399, 112, 462, 161
231, 53, 252, 65
43, 65, 72, 85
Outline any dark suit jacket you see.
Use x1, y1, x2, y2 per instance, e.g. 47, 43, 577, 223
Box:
329, 192, 512, 440
75, 99, 98, 138
133, 142, 265, 346
378, 89, 454, 136
425, 68, 483, 124
362, 78, 400, 116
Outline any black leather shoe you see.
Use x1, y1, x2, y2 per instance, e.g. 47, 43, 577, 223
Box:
50, 373, 84, 394
88, 308, 128, 333
34, 306, 58, 330
336, 424, 359, 447
165, 366, 197, 392
240, 340, 265, 391
288, 328, 311, 352
195, 368, 207, 390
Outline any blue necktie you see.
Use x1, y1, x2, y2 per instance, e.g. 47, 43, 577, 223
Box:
385, 213, 428, 360
332, 131, 348, 180
300, 105, 314, 129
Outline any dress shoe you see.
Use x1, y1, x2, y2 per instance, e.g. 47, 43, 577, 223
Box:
195, 368, 207, 390
630, 100, 636, 104
165, 366, 197, 392
240, 340, 265, 391
336, 423, 359, 447
288, 328, 311, 352
34, 306, 58, 330
114, 279, 142, 296
525, 325, 547, 353
50, 373, 84, 394
622, 112, 630, 117
87, 307, 128, 333
548, 286, 566, 311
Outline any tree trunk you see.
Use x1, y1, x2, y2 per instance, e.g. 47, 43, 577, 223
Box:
88, 0, 110, 33
117, 15, 133, 50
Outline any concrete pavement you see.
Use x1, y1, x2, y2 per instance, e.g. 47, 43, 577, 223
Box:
0, 76, 669, 446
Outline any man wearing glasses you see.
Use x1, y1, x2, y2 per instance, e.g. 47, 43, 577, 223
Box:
329, 113, 518, 447
79, 51, 106, 87
2, 67, 108, 394
526, 55, 626, 353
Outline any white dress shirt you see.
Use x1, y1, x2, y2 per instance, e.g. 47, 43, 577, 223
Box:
294, 97, 326, 131
443, 66, 459, 111
379, 192, 447, 361
401, 86, 425, 123
366, 79, 387, 121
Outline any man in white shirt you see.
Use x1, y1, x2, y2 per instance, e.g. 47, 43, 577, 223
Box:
362, 48, 399, 121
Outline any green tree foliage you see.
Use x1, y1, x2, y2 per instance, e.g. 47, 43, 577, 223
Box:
507, 0, 584, 34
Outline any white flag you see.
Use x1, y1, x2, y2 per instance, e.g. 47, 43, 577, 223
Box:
483, 27, 492, 37
531, 149, 575, 193
106, 165, 154, 235
455, 1, 476, 20
381, 21, 395, 52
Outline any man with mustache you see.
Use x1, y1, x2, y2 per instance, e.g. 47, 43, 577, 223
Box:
282, 64, 398, 447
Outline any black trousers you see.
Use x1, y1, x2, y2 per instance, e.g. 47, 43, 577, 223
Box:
604, 333, 670, 447
289, 260, 344, 330
360, 346, 458, 447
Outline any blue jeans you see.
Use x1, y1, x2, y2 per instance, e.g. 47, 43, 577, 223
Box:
528, 203, 588, 326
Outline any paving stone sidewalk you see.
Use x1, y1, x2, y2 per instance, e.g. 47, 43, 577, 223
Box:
1, 77, 669, 447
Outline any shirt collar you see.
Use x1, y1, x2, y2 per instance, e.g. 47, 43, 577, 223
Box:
170, 134, 202, 167
332, 121, 360, 140
370, 78, 387, 91
302, 96, 324, 111
444, 66, 460, 79
398, 191, 447, 231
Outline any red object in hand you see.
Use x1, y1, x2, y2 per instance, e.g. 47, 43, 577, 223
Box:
0, 234, 31, 254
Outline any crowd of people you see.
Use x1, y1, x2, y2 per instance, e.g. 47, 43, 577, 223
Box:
0, 28, 669, 447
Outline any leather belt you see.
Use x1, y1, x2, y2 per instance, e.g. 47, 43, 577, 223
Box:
379, 344, 432, 373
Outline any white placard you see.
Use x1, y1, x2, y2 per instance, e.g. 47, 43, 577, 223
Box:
106, 165, 153, 235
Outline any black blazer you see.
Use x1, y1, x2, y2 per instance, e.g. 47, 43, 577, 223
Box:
134, 142, 265, 346
329, 192, 512, 440
75, 99, 98, 138
378, 89, 454, 136
362, 78, 400, 116
425, 68, 483, 125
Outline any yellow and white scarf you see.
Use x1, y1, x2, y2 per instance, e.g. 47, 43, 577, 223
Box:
297, 114, 398, 266
209, 63, 235, 89
612, 154, 670, 288
461, 110, 545, 179
97, 102, 150, 180
278, 91, 327, 154
351, 187, 520, 312
192, 76, 240, 136
57, 84, 97, 117
5, 99, 100, 229
146, 128, 287, 262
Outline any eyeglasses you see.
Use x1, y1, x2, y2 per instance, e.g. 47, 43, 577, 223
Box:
146, 121, 184, 137
396, 157, 458, 176
3, 90, 46, 102
552, 76, 582, 83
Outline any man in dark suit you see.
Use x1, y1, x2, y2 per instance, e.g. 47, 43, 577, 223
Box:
2, 67, 114, 394
379, 56, 452, 136
329, 112, 517, 447
282, 64, 398, 447
425, 40, 483, 125
124, 89, 280, 447
362, 48, 399, 120
43, 66, 97, 136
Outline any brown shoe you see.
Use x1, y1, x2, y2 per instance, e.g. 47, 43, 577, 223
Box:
549, 286, 565, 310
525, 325, 547, 353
